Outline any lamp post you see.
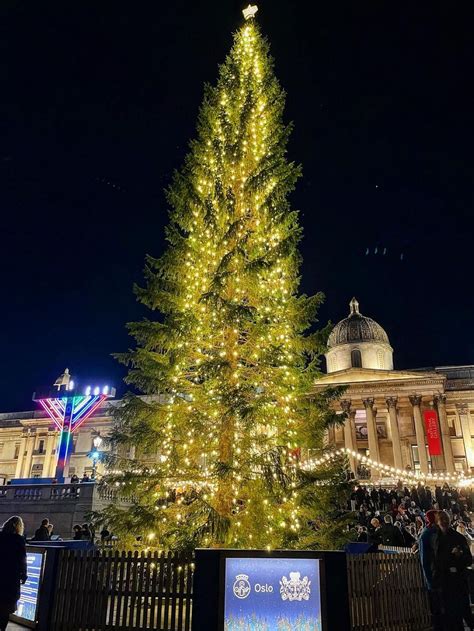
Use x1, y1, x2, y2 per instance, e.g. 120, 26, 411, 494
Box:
91, 434, 103, 480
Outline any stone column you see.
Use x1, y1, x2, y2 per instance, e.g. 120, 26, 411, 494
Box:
327, 425, 336, 447
363, 398, 380, 463
340, 400, 356, 475
351, 411, 358, 452
14, 436, 27, 479
409, 395, 429, 473
386, 397, 403, 470
434, 394, 455, 473
43, 433, 57, 478
455, 404, 474, 469
22, 434, 35, 478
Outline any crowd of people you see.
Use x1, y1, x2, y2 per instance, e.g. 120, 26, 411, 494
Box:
348, 483, 474, 549
26, 517, 94, 542
70, 472, 96, 484
27, 517, 111, 543
345, 482, 474, 629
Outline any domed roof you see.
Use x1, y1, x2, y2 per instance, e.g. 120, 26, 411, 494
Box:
328, 298, 390, 348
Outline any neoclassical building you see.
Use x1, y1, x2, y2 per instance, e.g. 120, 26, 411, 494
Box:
0, 404, 115, 484
315, 298, 474, 477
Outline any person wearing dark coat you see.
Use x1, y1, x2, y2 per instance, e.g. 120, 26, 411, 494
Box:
432, 510, 473, 630
418, 485, 428, 510
396, 521, 416, 548
368, 518, 382, 547
435, 486, 443, 508
72, 524, 83, 540
419, 510, 440, 629
379, 514, 404, 547
0, 516, 27, 631
32, 518, 51, 542
426, 487, 433, 508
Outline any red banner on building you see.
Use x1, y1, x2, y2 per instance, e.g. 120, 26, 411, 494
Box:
423, 409, 442, 456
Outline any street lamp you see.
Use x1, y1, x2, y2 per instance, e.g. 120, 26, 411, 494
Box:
91, 434, 103, 480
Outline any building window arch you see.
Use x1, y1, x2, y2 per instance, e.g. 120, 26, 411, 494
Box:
351, 349, 362, 368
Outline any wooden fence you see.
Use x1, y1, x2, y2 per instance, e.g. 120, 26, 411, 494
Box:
49, 549, 430, 631
347, 552, 431, 631
50, 549, 193, 631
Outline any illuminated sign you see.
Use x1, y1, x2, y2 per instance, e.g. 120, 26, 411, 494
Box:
224, 557, 322, 630
15, 551, 44, 623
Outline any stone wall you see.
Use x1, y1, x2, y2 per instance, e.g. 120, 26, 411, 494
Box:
0, 483, 124, 538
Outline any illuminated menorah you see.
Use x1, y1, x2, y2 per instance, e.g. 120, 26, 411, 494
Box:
33, 369, 115, 481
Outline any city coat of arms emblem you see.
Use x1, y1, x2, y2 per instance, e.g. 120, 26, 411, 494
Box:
280, 571, 311, 601
233, 574, 251, 599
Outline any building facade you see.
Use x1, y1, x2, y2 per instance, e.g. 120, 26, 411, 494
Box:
316, 298, 474, 477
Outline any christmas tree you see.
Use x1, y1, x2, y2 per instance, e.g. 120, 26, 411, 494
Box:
100, 9, 350, 551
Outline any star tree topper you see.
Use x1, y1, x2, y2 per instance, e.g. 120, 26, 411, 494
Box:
242, 4, 258, 20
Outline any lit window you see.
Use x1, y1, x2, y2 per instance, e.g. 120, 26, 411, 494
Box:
351, 349, 362, 368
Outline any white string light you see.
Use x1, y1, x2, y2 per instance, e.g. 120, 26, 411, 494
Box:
302, 447, 474, 487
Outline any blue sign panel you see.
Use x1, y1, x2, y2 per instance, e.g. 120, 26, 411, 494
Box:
16, 551, 44, 622
224, 557, 322, 631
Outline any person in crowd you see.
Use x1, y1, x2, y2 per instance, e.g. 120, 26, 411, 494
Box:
379, 514, 404, 547
0, 516, 27, 631
355, 485, 365, 507
419, 510, 440, 628
100, 527, 111, 544
455, 521, 473, 542
435, 485, 444, 508
357, 505, 369, 526
47, 523, 54, 539
418, 484, 428, 511
80, 472, 91, 483
368, 517, 382, 547
415, 515, 425, 536
72, 524, 83, 540
350, 490, 357, 512
81, 523, 92, 541
432, 510, 473, 630
70, 474, 79, 484
370, 487, 379, 510
395, 518, 416, 547
32, 518, 51, 541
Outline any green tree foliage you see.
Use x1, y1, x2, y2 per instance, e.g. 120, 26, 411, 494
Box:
98, 17, 351, 551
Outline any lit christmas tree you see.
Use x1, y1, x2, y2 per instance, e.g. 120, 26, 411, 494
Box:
101, 8, 350, 551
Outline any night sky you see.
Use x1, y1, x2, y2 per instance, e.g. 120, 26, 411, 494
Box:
1, 1, 473, 411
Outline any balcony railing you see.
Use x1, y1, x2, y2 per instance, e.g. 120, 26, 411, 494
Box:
0, 481, 133, 504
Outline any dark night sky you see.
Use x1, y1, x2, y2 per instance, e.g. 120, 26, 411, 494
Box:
1, 1, 473, 411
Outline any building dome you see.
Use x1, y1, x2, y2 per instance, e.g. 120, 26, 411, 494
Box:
325, 298, 393, 373
328, 298, 390, 348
